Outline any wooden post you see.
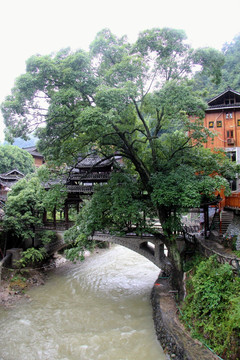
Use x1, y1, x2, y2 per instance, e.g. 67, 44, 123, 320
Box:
53, 207, 56, 228
43, 209, 47, 224
204, 205, 209, 238
65, 203, 69, 225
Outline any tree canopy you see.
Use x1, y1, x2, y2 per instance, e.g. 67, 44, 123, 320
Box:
1, 27, 233, 294
194, 32, 240, 98
0, 144, 34, 174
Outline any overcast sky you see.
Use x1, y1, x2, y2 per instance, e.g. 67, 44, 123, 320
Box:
1, 0, 240, 142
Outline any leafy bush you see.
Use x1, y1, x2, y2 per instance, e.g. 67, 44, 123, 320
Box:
19, 247, 47, 267
36, 230, 57, 245
181, 255, 240, 359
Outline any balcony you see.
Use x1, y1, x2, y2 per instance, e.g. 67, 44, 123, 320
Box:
227, 138, 235, 145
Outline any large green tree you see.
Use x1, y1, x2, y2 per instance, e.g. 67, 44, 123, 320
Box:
0, 144, 34, 174
1, 28, 233, 295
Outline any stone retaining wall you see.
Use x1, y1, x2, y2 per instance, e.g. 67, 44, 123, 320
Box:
151, 286, 185, 360
151, 277, 219, 360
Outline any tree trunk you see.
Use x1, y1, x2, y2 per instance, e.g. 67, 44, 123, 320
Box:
157, 206, 184, 300
167, 241, 184, 300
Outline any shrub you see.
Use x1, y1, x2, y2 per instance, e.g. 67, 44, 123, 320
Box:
181, 255, 240, 359
19, 247, 47, 267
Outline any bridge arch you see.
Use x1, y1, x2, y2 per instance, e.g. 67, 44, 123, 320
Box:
91, 232, 168, 269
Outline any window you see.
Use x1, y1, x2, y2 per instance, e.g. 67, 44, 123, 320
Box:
238, 119, 240, 126
217, 121, 222, 127
227, 130, 234, 138
226, 112, 233, 119
227, 151, 236, 162
209, 121, 214, 128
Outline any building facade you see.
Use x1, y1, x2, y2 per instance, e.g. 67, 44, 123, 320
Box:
23, 146, 45, 167
204, 87, 240, 160
203, 87, 240, 190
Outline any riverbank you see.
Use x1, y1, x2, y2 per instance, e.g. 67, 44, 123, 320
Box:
0, 253, 68, 308
151, 274, 220, 360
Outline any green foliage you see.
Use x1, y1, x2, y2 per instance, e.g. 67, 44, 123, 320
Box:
69, 172, 152, 236
3, 170, 66, 243
182, 252, 205, 273
3, 175, 45, 241
64, 232, 93, 262
18, 247, 47, 267
194, 33, 240, 97
36, 230, 56, 245
193, 48, 225, 85
64, 172, 154, 262
151, 165, 201, 209
181, 256, 240, 359
234, 250, 240, 258
0, 144, 34, 174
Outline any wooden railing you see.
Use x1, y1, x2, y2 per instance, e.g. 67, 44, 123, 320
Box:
217, 187, 240, 210
66, 185, 94, 193
70, 172, 111, 181
225, 192, 240, 208
36, 221, 74, 231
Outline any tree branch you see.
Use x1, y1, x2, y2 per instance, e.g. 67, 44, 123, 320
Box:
132, 99, 158, 169
154, 107, 164, 137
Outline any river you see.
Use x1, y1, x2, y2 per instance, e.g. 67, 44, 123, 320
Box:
0, 245, 166, 360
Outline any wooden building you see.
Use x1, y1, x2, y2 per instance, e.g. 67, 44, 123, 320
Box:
23, 146, 45, 167
43, 155, 114, 227
204, 87, 240, 161
0, 169, 25, 202
203, 87, 240, 190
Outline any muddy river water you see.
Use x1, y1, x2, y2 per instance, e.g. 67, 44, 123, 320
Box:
0, 245, 166, 360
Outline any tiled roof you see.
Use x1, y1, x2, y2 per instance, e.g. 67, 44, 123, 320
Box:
23, 146, 44, 158
1, 169, 25, 177
207, 87, 240, 109
76, 155, 113, 168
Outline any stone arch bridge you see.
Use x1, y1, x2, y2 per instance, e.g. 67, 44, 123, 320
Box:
44, 229, 170, 269
91, 232, 169, 268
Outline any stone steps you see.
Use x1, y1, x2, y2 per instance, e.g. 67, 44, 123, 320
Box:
220, 210, 234, 235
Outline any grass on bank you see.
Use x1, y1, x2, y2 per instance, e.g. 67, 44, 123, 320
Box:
181, 254, 240, 360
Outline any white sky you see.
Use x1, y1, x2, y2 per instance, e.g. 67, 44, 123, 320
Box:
0, 0, 240, 142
